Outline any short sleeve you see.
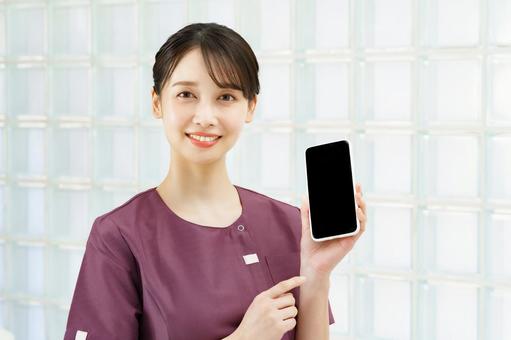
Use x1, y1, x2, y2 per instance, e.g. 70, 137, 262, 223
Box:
63, 216, 142, 340
328, 299, 335, 325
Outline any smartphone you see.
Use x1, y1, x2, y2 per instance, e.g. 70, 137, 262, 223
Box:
304, 139, 360, 242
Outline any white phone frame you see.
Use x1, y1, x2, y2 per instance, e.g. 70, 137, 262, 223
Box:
304, 139, 360, 242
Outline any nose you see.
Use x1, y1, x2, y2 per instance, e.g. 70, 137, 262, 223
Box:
192, 101, 217, 128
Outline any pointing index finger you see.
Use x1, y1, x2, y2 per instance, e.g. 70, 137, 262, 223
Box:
267, 276, 307, 299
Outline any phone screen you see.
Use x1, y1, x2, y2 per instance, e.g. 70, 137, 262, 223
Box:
305, 140, 358, 240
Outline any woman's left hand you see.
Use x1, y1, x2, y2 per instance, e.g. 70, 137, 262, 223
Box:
299, 183, 367, 279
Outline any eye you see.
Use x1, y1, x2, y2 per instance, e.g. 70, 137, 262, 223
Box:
177, 91, 195, 99
220, 94, 236, 101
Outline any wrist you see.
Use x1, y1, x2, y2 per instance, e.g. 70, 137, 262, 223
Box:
300, 265, 330, 289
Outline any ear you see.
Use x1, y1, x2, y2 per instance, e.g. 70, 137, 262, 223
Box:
245, 95, 257, 123
151, 87, 163, 119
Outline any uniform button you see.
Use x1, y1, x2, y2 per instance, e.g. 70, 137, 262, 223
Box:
237, 224, 245, 231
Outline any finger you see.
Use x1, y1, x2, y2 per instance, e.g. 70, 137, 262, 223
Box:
274, 292, 296, 309
279, 305, 298, 321
357, 207, 367, 224
300, 195, 310, 234
355, 195, 366, 210
267, 276, 307, 299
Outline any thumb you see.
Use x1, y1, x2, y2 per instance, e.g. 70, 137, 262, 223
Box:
300, 194, 310, 234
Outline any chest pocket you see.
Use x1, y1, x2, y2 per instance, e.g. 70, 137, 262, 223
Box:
264, 250, 301, 285
264, 250, 302, 340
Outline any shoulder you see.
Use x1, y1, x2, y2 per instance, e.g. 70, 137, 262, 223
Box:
87, 187, 156, 267
92, 187, 156, 234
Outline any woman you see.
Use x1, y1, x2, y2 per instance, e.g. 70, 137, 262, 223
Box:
64, 23, 367, 340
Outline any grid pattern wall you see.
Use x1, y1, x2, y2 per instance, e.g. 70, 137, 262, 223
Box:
0, 0, 510, 339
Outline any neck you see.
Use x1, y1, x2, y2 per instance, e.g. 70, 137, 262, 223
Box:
157, 149, 236, 209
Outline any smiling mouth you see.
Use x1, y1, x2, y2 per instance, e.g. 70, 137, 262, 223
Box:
185, 133, 222, 141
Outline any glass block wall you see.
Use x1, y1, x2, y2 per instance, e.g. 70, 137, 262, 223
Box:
0, 0, 510, 339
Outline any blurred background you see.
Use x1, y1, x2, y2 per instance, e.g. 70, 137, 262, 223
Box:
0, 0, 510, 339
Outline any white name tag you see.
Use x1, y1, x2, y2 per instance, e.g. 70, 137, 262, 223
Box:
75, 330, 88, 340
243, 253, 259, 265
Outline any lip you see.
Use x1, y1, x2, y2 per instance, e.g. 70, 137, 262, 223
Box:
186, 133, 222, 148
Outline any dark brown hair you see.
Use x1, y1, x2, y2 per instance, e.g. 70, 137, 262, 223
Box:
152, 23, 260, 102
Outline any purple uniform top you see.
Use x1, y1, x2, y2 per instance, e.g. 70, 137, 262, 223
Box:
64, 185, 335, 340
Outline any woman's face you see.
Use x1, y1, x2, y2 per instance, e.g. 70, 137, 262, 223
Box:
151, 47, 257, 165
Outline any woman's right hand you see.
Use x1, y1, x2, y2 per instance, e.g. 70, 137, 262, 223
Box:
232, 276, 307, 340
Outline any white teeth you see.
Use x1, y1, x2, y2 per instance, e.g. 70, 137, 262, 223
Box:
188, 134, 219, 142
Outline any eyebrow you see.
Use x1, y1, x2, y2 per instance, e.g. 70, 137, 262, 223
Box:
171, 81, 198, 87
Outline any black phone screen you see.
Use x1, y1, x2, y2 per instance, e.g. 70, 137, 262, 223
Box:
305, 140, 358, 239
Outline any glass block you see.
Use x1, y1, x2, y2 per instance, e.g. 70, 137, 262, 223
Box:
49, 187, 91, 242
96, 3, 137, 56
8, 184, 46, 237
294, 130, 352, 198
362, 0, 412, 48
487, 135, 511, 201
420, 0, 479, 47
45, 305, 68, 340
47, 245, 84, 303
260, 132, 290, 189
359, 133, 412, 195
238, 130, 290, 189
258, 62, 290, 121
141, 1, 186, 56
358, 206, 412, 270
295, 61, 349, 122
0, 10, 5, 56
355, 276, 411, 340
260, 0, 290, 51
419, 209, 478, 274
0, 126, 4, 175
206, 0, 236, 29
238, 0, 261, 51
51, 126, 90, 179
361, 61, 412, 122
0, 66, 5, 115
0, 299, 8, 329
329, 274, 349, 334
420, 59, 481, 124
315, 62, 349, 121
94, 127, 135, 182
95, 65, 136, 118
51, 65, 90, 116
10, 243, 44, 297
488, 59, 511, 124
9, 126, 46, 178
51, 4, 90, 57
418, 282, 478, 340
488, 0, 511, 46
7, 5, 46, 57
0, 186, 4, 233
11, 301, 45, 340
485, 288, 511, 340
139, 127, 169, 185
139, 63, 154, 121
91, 186, 138, 219
0, 241, 5, 291
7, 65, 46, 117
295, 0, 349, 51
421, 134, 479, 198
486, 213, 511, 279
